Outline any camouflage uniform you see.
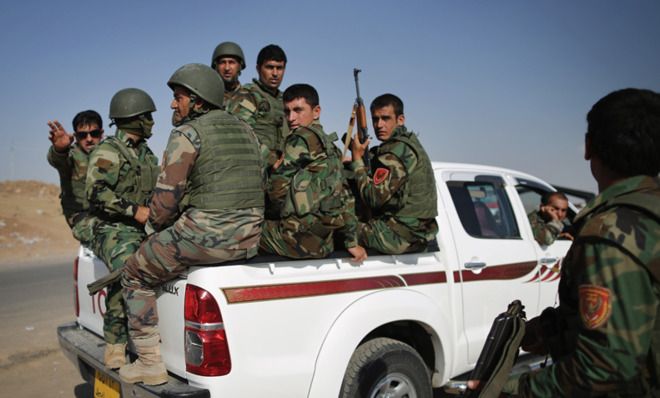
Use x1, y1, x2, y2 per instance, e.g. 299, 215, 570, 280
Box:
259, 121, 359, 258
527, 210, 563, 246
351, 126, 438, 254
244, 78, 289, 166
122, 108, 264, 340
87, 129, 159, 344
224, 83, 257, 125
47, 144, 97, 242
509, 175, 660, 397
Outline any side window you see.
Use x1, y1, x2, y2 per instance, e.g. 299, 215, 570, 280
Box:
516, 184, 575, 231
447, 180, 520, 239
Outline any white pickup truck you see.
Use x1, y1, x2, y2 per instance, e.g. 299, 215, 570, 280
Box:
58, 161, 576, 398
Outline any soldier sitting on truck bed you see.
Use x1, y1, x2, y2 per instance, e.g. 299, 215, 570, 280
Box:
86, 89, 159, 370
120, 64, 265, 386
46, 110, 104, 243
259, 83, 367, 262
349, 94, 439, 254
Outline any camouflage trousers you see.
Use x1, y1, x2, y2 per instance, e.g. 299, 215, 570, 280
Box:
358, 217, 433, 255
89, 222, 145, 344
259, 217, 333, 259
122, 208, 263, 340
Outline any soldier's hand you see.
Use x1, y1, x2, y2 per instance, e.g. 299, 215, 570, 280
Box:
48, 120, 73, 152
134, 205, 150, 224
347, 245, 367, 263
350, 136, 370, 162
559, 231, 574, 241
521, 316, 548, 355
272, 153, 285, 171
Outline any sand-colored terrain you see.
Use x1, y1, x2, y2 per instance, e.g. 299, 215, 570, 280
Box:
0, 180, 79, 268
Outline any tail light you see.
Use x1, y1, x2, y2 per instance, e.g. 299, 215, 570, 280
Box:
73, 256, 80, 317
184, 284, 231, 376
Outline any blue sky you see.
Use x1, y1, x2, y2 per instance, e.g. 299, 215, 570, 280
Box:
1, 0, 659, 194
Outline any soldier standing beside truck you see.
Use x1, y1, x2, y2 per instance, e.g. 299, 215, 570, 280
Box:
120, 64, 265, 385
469, 88, 660, 397
85, 88, 159, 369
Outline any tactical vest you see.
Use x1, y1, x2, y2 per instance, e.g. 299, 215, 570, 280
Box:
281, 126, 347, 227
183, 110, 264, 210
577, 183, 660, 393
376, 130, 437, 219
102, 136, 158, 206
245, 80, 288, 152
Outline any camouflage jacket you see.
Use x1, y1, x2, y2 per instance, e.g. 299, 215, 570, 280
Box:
527, 210, 563, 246
244, 79, 288, 165
149, 110, 264, 233
86, 129, 158, 224
224, 82, 257, 127
351, 125, 438, 242
267, 121, 358, 248
514, 175, 660, 397
47, 143, 90, 228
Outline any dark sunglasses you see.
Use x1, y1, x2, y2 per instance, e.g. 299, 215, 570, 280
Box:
75, 129, 103, 140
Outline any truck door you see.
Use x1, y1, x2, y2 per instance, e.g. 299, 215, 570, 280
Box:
440, 172, 540, 364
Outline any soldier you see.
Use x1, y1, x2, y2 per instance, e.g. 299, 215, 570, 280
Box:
86, 88, 159, 369
350, 94, 438, 254
468, 88, 660, 397
259, 83, 367, 261
210, 41, 255, 122
46, 110, 103, 243
119, 64, 264, 385
244, 44, 288, 166
527, 191, 573, 245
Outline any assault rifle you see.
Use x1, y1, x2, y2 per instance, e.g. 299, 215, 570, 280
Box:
464, 300, 527, 398
350, 68, 370, 170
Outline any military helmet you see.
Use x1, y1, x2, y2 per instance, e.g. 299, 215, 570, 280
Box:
211, 41, 246, 70
109, 88, 157, 119
168, 63, 225, 109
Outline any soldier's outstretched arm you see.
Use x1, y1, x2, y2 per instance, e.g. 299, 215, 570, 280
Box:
149, 129, 199, 232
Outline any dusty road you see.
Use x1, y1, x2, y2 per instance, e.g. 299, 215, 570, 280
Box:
0, 260, 92, 397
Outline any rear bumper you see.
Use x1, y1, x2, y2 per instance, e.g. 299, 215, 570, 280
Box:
57, 322, 209, 398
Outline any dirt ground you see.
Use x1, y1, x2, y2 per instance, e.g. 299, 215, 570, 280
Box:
0, 180, 79, 269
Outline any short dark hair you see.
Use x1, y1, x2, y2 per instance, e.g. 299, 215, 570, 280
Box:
283, 84, 319, 108
587, 88, 660, 176
257, 44, 287, 66
370, 93, 404, 117
541, 191, 568, 206
72, 110, 103, 131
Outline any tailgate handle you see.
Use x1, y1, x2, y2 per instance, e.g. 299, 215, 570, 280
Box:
464, 262, 487, 270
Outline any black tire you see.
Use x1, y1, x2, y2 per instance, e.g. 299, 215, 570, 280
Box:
339, 337, 432, 398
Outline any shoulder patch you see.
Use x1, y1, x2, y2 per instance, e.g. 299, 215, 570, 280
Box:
95, 158, 113, 171
579, 284, 612, 329
373, 167, 390, 185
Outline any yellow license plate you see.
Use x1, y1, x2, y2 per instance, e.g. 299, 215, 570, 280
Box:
94, 369, 121, 398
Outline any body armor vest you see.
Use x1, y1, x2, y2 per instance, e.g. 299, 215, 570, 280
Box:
103, 136, 158, 206
184, 110, 264, 210
376, 130, 437, 219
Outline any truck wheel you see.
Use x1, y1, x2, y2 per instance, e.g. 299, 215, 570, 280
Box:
340, 337, 432, 398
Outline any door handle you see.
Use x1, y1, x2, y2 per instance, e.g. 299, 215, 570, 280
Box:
464, 262, 487, 270
540, 257, 558, 264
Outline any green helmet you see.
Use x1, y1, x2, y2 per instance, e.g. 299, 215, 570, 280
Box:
168, 63, 225, 109
109, 88, 156, 119
211, 41, 246, 70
